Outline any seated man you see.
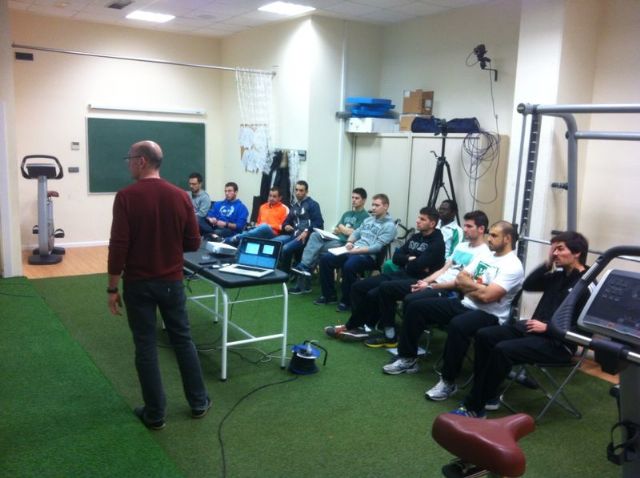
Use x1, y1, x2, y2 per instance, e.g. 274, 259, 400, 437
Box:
324, 207, 445, 347
274, 180, 324, 271
226, 187, 289, 244
438, 199, 463, 259
404, 210, 490, 306
315, 193, 396, 312
187, 172, 210, 219
382, 198, 464, 275
451, 231, 590, 418
290, 187, 369, 294
383, 221, 523, 400
199, 182, 248, 239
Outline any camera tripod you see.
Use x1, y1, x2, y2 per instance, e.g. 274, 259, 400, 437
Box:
427, 128, 460, 225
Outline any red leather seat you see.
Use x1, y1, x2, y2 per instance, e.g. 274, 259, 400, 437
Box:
432, 413, 535, 477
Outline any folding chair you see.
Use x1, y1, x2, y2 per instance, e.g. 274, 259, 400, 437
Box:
499, 346, 587, 422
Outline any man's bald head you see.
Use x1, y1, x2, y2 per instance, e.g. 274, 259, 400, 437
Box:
130, 140, 163, 169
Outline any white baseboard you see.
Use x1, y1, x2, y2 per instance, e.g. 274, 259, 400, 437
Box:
23, 240, 109, 251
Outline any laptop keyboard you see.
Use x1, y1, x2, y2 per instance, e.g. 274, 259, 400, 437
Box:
234, 265, 265, 272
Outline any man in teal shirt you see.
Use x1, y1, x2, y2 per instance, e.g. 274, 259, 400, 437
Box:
290, 188, 369, 294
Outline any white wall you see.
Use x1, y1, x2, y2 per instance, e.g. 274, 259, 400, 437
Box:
11, 11, 223, 248
0, 0, 22, 276
220, 16, 382, 225
580, 0, 640, 258
379, 0, 521, 135
6, 1, 640, 277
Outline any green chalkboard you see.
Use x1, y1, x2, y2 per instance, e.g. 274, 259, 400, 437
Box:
87, 117, 205, 193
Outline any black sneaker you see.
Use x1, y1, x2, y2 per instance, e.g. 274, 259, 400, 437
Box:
314, 296, 337, 305
289, 286, 312, 295
365, 334, 398, 349
134, 406, 166, 430
191, 398, 212, 419
336, 302, 351, 313
340, 327, 370, 342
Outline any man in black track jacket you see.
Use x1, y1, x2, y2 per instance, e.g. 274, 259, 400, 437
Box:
324, 206, 446, 347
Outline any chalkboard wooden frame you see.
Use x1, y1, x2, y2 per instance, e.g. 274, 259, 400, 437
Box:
87, 117, 205, 193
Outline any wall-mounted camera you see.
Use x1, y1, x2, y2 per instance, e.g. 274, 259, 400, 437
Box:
472, 43, 498, 81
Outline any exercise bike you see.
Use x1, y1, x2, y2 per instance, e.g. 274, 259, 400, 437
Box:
432, 245, 640, 477
20, 155, 65, 265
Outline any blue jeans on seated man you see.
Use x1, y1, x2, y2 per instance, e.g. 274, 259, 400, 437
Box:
273, 234, 306, 272
123, 279, 210, 422
224, 223, 275, 244
318, 252, 376, 306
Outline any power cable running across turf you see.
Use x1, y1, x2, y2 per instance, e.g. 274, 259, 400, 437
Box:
217, 376, 299, 477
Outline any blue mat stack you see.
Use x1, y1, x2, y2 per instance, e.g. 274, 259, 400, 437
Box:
346, 97, 395, 118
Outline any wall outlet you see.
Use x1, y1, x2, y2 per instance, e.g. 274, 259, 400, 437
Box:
71, 141, 80, 150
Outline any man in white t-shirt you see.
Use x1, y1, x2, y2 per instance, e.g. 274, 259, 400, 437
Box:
384, 221, 524, 402
403, 210, 490, 308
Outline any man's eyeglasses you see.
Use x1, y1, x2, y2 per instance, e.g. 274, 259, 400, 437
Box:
123, 155, 142, 163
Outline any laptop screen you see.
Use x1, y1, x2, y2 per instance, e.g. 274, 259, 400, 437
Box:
237, 238, 280, 269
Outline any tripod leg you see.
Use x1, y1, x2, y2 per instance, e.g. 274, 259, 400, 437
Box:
443, 161, 460, 224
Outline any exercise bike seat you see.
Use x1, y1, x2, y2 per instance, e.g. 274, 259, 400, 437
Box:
432, 413, 535, 477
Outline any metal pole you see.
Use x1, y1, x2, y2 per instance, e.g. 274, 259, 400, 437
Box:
512, 113, 529, 224
546, 113, 579, 231
12, 43, 276, 76
520, 103, 640, 114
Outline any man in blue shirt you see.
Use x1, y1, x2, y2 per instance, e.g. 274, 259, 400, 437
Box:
199, 182, 249, 240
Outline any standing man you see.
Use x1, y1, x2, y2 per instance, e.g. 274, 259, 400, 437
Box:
384, 221, 523, 395
199, 182, 249, 240
290, 187, 369, 294
324, 207, 445, 347
451, 231, 590, 418
315, 193, 396, 312
275, 180, 324, 271
438, 199, 463, 259
187, 172, 210, 219
108, 141, 211, 430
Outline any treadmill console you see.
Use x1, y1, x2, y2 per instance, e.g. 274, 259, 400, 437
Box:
578, 269, 640, 348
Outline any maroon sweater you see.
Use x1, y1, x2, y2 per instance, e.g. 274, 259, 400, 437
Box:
108, 178, 200, 281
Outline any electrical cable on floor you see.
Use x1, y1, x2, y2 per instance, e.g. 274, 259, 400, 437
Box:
218, 375, 299, 478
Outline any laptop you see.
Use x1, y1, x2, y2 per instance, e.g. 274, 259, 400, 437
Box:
219, 237, 282, 278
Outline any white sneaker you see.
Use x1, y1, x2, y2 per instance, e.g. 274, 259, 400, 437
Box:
425, 378, 457, 401
382, 357, 419, 375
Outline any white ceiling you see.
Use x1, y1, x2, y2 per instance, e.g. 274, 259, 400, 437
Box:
9, 0, 494, 38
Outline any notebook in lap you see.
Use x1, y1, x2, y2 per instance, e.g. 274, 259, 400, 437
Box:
219, 237, 282, 278
313, 228, 340, 241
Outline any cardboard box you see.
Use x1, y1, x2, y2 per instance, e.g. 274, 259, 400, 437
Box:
402, 89, 434, 115
396, 114, 420, 131
346, 117, 398, 133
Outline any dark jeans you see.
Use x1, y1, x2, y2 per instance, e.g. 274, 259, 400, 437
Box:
123, 279, 209, 421
398, 297, 498, 382
273, 234, 305, 272
198, 217, 235, 238
346, 273, 414, 331
463, 324, 573, 413
318, 253, 376, 305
